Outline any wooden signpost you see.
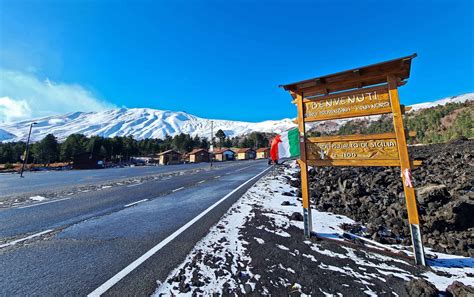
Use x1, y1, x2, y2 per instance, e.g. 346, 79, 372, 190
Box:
280, 54, 426, 265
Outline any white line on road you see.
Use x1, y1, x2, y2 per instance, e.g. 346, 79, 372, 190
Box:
0, 229, 54, 248
124, 199, 148, 208
88, 165, 272, 297
172, 187, 184, 192
18, 197, 71, 209
234, 165, 252, 172
126, 183, 142, 188
197, 180, 206, 184
214, 175, 221, 179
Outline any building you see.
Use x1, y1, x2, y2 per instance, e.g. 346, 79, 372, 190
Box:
236, 148, 256, 160
214, 148, 235, 161
256, 148, 270, 159
72, 152, 105, 169
157, 150, 182, 165
188, 148, 210, 163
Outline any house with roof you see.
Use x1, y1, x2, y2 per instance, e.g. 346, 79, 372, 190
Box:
157, 150, 182, 165
188, 148, 210, 163
236, 148, 256, 160
256, 147, 270, 159
214, 148, 235, 161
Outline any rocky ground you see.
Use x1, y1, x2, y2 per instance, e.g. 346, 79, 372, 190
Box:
295, 139, 473, 257
154, 163, 473, 296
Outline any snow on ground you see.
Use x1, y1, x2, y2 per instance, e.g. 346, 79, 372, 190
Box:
154, 164, 474, 295
29, 195, 47, 201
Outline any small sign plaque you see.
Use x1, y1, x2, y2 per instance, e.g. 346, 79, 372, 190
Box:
306, 135, 399, 161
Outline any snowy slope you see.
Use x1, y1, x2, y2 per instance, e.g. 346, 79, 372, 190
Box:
410, 93, 473, 110
0, 108, 296, 142
1, 93, 472, 143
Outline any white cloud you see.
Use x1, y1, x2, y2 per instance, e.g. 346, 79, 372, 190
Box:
0, 97, 32, 122
0, 69, 115, 122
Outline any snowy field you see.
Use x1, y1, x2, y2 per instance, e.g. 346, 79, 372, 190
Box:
154, 163, 473, 295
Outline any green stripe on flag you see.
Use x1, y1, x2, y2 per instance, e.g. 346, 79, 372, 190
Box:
287, 128, 300, 157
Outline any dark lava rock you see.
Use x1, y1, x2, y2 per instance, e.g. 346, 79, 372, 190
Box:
405, 278, 439, 297
303, 140, 474, 256
290, 212, 304, 221
446, 281, 474, 297
244, 283, 253, 294
281, 201, 291, 206
416, 184, 451, 205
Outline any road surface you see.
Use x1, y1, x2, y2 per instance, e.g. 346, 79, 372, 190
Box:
0, 160, 271, 296
0, 162, 224, 197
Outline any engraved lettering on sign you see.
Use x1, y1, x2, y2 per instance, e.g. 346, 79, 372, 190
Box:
304, 87, 392, 121
306, 138, 399, 161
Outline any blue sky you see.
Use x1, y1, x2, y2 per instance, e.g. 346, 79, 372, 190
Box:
0, 0, 473, 122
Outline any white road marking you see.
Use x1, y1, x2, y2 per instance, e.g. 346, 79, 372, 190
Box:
172, 187, 184, 192
197, 180, 206, 184
124, 199, 148, 208
0, 229, 54, 248
18, 197, 71, 209
126, 183, 142, 188
162, 177, 171, 180
234, 165, 252, 172
214, 175, 221, 179
88, 165, 272, 297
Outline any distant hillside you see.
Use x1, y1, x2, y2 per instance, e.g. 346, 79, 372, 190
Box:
335, 99, 473, 144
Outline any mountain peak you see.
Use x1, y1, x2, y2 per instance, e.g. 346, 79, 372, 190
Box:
1, 93, 472, 143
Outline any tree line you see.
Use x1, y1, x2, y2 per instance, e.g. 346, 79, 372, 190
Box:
333, 101, 473, 143
0, 129, 272, 165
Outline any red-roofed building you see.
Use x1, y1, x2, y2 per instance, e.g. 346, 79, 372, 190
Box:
236, 148, 256, 160
256, 148, 270, 159
213, 148, 235, 161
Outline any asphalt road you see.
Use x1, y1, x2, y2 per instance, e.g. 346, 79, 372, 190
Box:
0, 160, 271, 296
0, 162, 221, 198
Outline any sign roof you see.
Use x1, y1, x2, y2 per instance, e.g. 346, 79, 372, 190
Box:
280, 54, 417, 97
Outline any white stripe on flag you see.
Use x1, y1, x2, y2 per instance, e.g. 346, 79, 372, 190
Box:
278, 131, 291, 158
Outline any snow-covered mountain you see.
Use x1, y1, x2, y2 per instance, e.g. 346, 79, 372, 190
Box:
409, 93, 472, 110
1, 93, 472, 143
0, 108, 296, 142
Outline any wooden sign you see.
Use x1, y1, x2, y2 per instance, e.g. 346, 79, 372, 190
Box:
306, 133, 399, 161
303, 85, 392, 122
280, 54, 427, 266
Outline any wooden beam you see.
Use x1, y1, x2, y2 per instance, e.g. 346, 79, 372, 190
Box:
307, 159, 422, 167
388, 74, 426, 266
295, 92, 312, 238
307, 132, 396, 143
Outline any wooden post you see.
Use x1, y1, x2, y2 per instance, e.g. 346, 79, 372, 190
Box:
388, 75, 426, 266
296, 92, 312, 238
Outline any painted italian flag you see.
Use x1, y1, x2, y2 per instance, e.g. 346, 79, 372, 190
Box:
270, 128, 300, 161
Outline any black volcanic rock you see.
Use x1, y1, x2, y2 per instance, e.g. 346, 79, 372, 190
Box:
302, 139, 473, 256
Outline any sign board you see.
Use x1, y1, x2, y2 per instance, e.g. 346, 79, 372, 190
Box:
280, 54, 426, 266
306, 133, 399, 162
304, 86, 392, 122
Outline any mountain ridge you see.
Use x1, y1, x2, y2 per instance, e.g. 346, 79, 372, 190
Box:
1, 93, 472, 142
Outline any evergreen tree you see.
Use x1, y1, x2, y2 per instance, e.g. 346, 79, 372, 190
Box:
215, 129, 226, 149
32, 134, 59, 165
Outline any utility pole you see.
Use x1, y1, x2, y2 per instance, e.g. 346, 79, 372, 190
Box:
20, 122, 37, 178
210, 121, 214, 168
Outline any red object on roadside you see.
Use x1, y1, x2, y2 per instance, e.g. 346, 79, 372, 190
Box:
270, 135, 281, 162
